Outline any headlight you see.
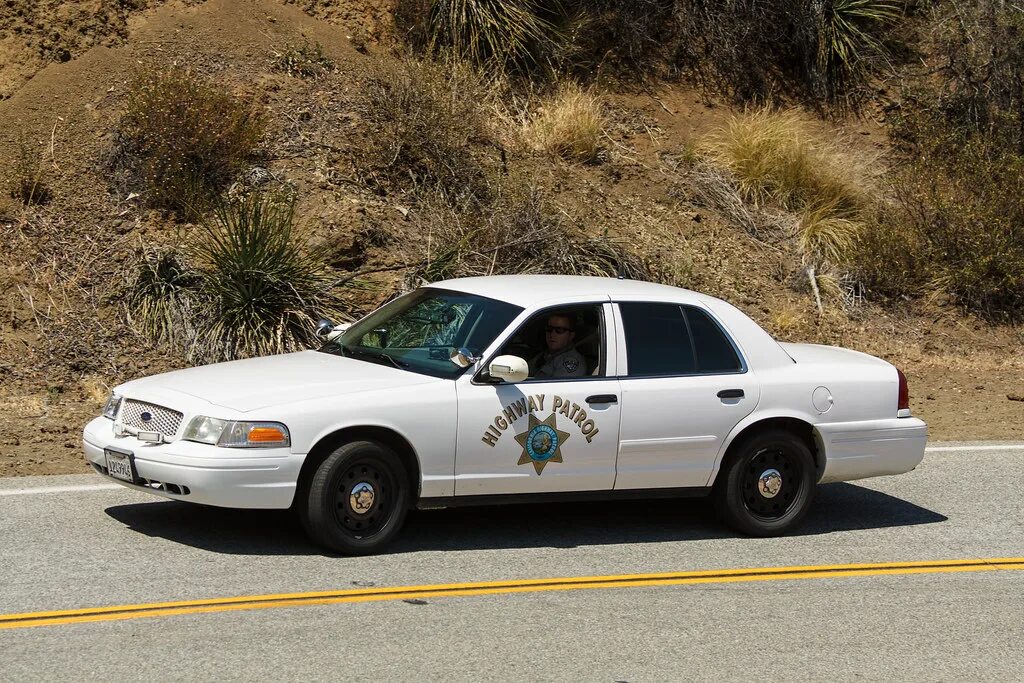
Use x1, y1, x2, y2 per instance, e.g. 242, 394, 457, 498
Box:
182, 416, 290, 448
102, 393, 122, 420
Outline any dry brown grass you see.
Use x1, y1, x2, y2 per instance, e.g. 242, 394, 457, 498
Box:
525, 82, 606, 163
704, 107, 873, 281
706, 108, 867, 216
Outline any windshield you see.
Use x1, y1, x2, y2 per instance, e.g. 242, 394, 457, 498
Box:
319, 288, 523, 379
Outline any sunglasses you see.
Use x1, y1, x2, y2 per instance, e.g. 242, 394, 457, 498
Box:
546, 325, 573, 334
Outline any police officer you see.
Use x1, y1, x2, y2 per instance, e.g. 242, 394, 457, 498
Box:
535, 312, 586, 378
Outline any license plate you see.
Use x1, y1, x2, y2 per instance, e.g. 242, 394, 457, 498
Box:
104, 449, 137, 484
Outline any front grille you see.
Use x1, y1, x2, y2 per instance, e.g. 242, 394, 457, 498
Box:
120, 399, 183, 437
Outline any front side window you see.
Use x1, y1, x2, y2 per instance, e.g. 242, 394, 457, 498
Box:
496, 304, 606, 379
320, 288, 522, 379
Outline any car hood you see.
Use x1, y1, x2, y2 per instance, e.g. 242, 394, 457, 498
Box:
116, 350, 442, 412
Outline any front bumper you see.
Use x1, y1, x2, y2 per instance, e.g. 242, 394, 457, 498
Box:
82, 416, 305, 509
816, 417, 928, 483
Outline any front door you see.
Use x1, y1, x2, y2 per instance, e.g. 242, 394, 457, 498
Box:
453, 303, 622, 496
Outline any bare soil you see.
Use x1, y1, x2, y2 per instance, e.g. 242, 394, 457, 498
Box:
0, 0, 1020, 478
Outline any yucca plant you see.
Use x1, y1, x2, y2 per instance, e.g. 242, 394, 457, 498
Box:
124, 248, 203, 348
423, 0, 560, 71
191, 192, 346, 361
813, 0, 901, 100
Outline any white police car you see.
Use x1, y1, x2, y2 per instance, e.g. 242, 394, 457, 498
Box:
83, 275, 927, 554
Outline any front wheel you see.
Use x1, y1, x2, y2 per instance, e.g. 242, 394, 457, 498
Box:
301, 440, 410, 555
713, 429, 815, 536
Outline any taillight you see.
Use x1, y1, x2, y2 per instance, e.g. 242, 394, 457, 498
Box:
897, 368, 910, 413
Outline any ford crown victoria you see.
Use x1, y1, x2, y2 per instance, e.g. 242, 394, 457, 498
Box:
83, 275, 927, 554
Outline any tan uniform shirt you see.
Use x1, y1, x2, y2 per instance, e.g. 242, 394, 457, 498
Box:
536, 347, 586, 378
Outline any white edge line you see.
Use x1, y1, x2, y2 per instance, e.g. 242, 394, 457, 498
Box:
925, 445, 1024, 453
0, 484, 123, 496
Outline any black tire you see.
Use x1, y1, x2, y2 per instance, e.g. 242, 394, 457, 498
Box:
301, 440, 410, 555
713, 429, 815, 537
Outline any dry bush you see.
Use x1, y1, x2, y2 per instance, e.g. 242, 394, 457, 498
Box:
552, 0, 677, 76
110, 67, 267, 219
672, 0, 901, 108
9, 139, 51, 206
845, 204, 926, 300
891, 145, 1024, 318
409, 179, 650, 285
525, 82, 606, 163
274, 41, 335, 79
682, 162, 759, 235
124, 192, 347, 362
358, 54, 496, 201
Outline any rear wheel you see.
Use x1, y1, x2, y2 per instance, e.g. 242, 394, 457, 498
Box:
713, 429, 815, 536
301, 440, 410, 555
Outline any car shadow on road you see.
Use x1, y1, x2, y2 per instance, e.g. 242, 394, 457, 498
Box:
103, 482, 947, 557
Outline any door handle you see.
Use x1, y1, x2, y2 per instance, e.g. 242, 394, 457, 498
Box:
717, 389, 745, 399
586, 394, 618, 405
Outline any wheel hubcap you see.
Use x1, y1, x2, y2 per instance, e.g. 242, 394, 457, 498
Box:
349, 482, 375, 514
742, 448, 801, 520
334, 460, 391, 537
758, 469, 782, 498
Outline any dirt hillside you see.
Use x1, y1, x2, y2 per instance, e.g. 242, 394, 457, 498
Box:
0, 0, 1021, 477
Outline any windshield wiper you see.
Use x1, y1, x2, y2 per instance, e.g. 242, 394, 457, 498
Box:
343, 347, 408, 370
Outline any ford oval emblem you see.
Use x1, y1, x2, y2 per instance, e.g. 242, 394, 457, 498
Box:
140, 411, 153, 423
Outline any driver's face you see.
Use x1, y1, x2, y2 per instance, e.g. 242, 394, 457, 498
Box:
545, 315, 575, 353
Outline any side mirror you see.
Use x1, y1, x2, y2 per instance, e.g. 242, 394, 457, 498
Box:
316, 319, 351, 341
450, 347, 481, 368
488, 355, 529, 383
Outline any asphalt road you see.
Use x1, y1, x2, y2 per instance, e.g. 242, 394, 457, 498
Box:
1, 442, 1022, 681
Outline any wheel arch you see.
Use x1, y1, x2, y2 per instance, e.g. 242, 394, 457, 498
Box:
294, 425, 422, 509
709, 415, 825, 487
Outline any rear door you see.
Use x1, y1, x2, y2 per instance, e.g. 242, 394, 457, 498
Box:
613, 301, 759, 489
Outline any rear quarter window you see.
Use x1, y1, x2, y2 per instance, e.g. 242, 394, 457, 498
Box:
684, 306, 743, 373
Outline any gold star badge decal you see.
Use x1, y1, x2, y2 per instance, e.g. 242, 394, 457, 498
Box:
514, 412, 571, 475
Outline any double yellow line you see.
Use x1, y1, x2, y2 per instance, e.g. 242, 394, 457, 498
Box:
3, 558, 1022, 630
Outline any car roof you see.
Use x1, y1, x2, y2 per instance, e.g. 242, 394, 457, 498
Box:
427, 275, 705, 308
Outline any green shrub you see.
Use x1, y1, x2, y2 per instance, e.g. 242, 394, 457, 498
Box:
274, 41, 334, 79
845, 205, 926, 300
125, 192, 347, 361
893, 144, 1024, 318
112, 67, 267, 218
359, 54, 493, 201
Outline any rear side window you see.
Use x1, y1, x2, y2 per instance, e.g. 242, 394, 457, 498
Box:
619, 303, 695, 376
684, 306, 743, 373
